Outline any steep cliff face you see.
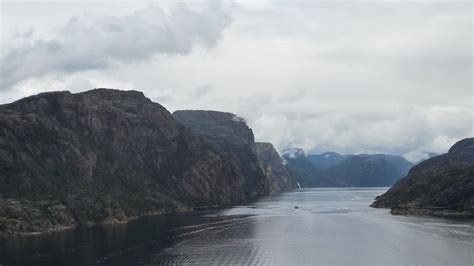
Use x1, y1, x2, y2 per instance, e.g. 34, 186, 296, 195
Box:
255, 142, 295, 193
372, 138, 474, 217
0, 89, 243, 235
172, 110, 270, 199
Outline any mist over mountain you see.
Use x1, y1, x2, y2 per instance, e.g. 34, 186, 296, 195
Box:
281, 148, 329, 187
306, 152, 352, 170
413, 152, 439, 164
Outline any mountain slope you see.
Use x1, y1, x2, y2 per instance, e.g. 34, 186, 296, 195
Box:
173, 110, 270, 199
306, 152, 350, 170
281, 149, 340, 187
255, 142, 295, 193
323, 154, 413, 187
0, 89, 247, 235
283, 150, 413, 187
372, 138, 474, 217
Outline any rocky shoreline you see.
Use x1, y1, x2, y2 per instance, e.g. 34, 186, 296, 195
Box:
372, 201, 474, 220
0, 197, 196, 237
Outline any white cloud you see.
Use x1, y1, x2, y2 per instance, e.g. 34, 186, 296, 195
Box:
1, 0, 472, 162
0, 1, 232, 89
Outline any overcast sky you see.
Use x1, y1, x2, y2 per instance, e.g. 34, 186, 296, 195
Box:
1, 0, 472, 161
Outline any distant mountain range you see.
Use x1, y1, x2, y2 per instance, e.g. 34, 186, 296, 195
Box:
282, 149, 414, 187
306, 152, 351, 169
372, 138, 474, 218
281, 148, 327, 187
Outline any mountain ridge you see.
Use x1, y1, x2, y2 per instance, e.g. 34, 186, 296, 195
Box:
0, 89, 289, 235
371, 137, 474, 218
282, 150, 413, 187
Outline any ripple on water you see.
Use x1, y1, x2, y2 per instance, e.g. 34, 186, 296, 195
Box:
1, 188, 472, 265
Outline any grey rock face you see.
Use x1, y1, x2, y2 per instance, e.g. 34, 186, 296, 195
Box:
372, 138, 474, 217
0, 89, 243, 235
173, 110, 271, 199
255, 142, 295, 193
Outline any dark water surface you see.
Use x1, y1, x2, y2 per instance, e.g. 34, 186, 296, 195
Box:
1, 188, 473, 265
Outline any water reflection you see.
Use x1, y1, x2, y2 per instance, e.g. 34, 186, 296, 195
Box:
0, 212, 236, 265
1, 188, 473, 265
153, 188, 474, 265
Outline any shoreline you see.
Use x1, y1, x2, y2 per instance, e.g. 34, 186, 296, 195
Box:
372, 205, 474, 220
0, 200, 272, 238
0, 207, 195, 238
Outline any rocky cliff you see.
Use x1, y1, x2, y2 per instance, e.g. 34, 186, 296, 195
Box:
255, 142, 295, 193
172, 110, 271, 199
0, 89, 246, 235
372, 138, 474, 218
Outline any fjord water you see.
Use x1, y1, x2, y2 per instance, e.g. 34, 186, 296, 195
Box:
1, 188, 473, 265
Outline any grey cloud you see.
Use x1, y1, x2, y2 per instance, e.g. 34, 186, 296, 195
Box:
11, 28, 35, 39
194, 85, 214, 98
0, 2, 232, 89
245, 103, 472, 162
1, 1, 471, 162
